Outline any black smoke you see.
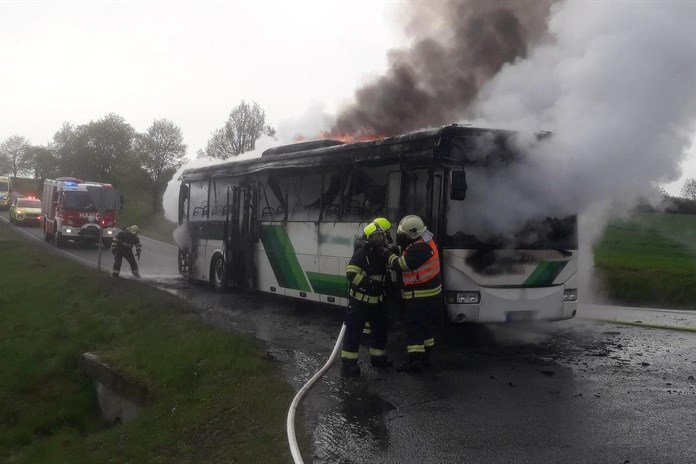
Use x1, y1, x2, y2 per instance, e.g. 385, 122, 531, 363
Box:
331, 0, 554, 137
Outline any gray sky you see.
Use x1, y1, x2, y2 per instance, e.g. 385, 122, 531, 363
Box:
0, 1, 395, 153
1, 1, 694, 196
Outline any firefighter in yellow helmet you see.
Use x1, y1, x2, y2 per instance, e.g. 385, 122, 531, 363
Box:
360, 217, 393, 337
387, 215, 441, 372
341, 220, 393, 377
112, 225, 142, 278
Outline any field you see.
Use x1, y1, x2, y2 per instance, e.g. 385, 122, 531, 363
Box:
0, 221, 303, 463
593, 212, 696, 309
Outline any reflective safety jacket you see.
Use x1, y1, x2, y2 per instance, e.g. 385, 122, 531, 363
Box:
112, 229, 142, 254
346, 245, 388, 305
388, 238, 442, 299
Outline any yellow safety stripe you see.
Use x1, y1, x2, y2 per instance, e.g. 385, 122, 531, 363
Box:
397, 256, 411, 272
401, 285, 442, 299
388, 254, 400, 268
341, 350, 359, 360
407, 345, 425, 353
349, 289, 383, 304
352, 272, 365, 286
424, 338, 435, 347
346, 264, 362, 274
369, 348, 386, 356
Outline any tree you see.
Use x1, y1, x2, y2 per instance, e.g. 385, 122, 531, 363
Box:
56, 114, 136, 185
681, 178, 696, 200
200, 100, 275, 159
136, 119, 187, 212
0, 135, 32, 177
28, 145, 60, 179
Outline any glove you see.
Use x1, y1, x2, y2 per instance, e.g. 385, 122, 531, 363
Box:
136, 249, 141, 260
111, 248, 117, 256
388, 245, 401, 255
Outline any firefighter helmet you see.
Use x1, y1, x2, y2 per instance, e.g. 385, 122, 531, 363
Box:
372, 217, 392, 231
397, 215, 426, 239
129, 225, 139, 235
363, 221, 386, 238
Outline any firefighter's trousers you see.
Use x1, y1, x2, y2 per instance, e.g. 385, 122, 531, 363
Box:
113, 248, 139, 277
404, 296, 437, 359
341, 300, 388, 361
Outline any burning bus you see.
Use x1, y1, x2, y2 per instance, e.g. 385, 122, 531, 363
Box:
175, 125, 578, 324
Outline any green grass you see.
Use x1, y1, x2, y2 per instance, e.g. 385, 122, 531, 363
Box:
0, 221, 303, 463
594, 213, 696, 309
116, 187, 177, 244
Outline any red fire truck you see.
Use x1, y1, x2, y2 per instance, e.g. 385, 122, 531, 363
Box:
42, 177, 119, 247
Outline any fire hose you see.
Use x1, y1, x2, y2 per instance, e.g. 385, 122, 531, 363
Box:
286, 323, 347, 464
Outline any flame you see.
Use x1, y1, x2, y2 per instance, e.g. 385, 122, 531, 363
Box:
293, 131, 384, 144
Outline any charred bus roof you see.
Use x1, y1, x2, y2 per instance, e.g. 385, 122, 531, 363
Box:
179, 125, 519, 182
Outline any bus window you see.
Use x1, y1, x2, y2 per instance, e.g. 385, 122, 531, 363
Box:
343, 164, 393, 222
403, 169, 428, 220
211, 177, 239, 217
189, 181, 209, 221
258, 173, 288, 221
321, 170, 343, 221
287, 171, 323, 222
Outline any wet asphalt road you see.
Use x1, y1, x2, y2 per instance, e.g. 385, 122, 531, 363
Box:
3, 211, 695, 463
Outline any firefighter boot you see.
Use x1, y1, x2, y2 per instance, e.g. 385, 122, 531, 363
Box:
397, 353, 424, 373
422, 346, 433, 368
341, 359, 361, 378
370, 355, 394, 368
112, 271, 120, 278
133, 272, 141, 278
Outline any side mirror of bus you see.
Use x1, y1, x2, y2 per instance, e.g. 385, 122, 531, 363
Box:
450, 171, 467, 200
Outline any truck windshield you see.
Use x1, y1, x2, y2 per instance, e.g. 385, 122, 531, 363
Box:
64, 192, 96, 211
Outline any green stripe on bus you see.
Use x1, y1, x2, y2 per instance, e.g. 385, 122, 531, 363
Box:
523, 261, 568, 287
307, 272, 349, 298
259, 225, 312, 292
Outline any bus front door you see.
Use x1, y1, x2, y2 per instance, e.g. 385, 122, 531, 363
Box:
224, 185, 254, 288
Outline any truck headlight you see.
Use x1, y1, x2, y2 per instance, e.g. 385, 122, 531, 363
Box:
65, 228, 72, 234
446, 291, 480, 304
563, 289, 577, 301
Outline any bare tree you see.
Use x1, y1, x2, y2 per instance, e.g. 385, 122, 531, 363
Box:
136, 119, 187, 211
681, 177, 696, 200
201, 100, 275, 159
0, 135, 32, 177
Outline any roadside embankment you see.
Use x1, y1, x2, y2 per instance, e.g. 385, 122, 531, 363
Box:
0, 221, 302, 463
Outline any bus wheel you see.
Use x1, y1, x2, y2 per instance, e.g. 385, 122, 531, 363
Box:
210, 254, 226, 289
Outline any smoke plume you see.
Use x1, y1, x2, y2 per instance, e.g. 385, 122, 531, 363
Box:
331, 0, 554, 137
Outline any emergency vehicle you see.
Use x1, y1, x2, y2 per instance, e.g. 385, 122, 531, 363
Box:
0, 176, 12, 210
42, 177, 119, 247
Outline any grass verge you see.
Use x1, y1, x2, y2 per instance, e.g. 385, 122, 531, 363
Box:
0, 221, 302, 463
593, 213, 696, 309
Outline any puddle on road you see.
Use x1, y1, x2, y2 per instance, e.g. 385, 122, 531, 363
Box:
312, 385, 394, 464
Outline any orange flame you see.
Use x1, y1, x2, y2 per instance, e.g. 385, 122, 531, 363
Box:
293, 131, 384, 144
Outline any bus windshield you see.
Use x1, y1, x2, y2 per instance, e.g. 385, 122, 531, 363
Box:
0, 183, 8, 192
445, 215, 578, 250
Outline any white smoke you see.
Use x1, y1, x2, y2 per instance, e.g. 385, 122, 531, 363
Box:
468, 1, 696, 302
473, 2, 696, 219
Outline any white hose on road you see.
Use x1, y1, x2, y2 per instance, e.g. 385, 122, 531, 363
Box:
287, 323, 346, 464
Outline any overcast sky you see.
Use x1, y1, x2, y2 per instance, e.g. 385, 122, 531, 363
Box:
0, 1, 396, 151
1, 1, 694, 195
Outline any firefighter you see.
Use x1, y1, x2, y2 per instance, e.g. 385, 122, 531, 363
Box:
112, 225, 142, 278
361, 217, 394, 337
387, 215, 441, 372
341, 220, 393, 377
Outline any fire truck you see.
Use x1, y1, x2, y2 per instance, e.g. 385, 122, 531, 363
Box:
42, 177, 119, 247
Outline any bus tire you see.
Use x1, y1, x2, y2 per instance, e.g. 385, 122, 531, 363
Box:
210, 253, 226, 289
